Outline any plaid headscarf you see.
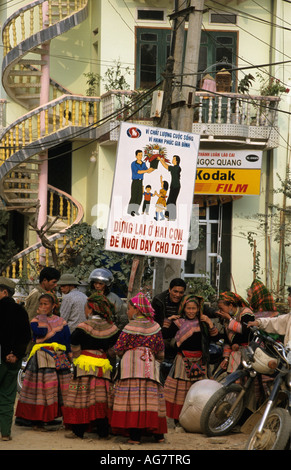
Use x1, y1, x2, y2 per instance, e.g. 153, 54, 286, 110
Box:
218, 291, 250, 308
249, 279, 276, 312
130, 292, 155, 321
178, 294, 204, 317
87, 292, 116, 322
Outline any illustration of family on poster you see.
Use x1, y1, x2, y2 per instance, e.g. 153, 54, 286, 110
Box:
106, 122, 200, 260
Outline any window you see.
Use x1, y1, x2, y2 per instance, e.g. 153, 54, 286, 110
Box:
137, 9, 165, 22
182, 203, 232, 292
183, 206, 220, 288
136, 28, 237, 90
198, 31, 237, 88
209, 11, 237, 24
136, 28, 171, 89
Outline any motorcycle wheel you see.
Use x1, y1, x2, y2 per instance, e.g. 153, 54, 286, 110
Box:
200, 384, 246, 436
245, 408, 291, 450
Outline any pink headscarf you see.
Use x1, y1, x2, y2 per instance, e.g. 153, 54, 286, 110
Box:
130, 292, 155, 322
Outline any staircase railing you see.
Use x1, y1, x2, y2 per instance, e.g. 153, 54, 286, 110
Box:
1, 0, 90, 281
0, 94, 100, 209
3, 184, 84, 280
2, 0, 88, 109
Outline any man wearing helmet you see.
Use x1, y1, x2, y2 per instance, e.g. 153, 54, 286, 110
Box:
88, 268, 128, 330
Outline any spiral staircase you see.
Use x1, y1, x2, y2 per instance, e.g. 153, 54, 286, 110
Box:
0, 0, 99, 280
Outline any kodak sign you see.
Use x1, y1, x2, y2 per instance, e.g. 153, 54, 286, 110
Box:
195, 150, 262, 196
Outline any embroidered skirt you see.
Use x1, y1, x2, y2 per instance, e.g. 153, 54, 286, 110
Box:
15, 352, 71, 423
62, 376, 114, 425
111, 378, 167, 435
164, 353, 205, 420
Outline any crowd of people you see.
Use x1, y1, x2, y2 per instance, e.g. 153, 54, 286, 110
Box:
0, 267, 290, 445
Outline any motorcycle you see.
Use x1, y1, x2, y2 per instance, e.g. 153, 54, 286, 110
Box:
200, 327, 280, 437
245, 331, 291, 450
17, 358, 27, 393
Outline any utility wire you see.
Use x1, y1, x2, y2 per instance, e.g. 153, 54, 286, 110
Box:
0, 81, 163, 162
208, 0, 291, 32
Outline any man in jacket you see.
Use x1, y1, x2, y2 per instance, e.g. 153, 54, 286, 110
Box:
151, 278, 219, 367
151, 278, 187, 365
59, 273, 87, 333
25, 266, 61, 321
0, 277, 31, 441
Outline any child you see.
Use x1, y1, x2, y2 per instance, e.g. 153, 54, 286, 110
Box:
154, 176, 168, 221
142, 185, 153, 215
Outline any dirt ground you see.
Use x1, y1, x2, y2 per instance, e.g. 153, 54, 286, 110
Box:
1, 400, 249, 452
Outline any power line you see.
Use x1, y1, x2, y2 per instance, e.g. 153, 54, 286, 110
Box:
204, 2, 291, 85
174, 59, 291, 78
0, 81, 162, 162
208, 0, 291, 32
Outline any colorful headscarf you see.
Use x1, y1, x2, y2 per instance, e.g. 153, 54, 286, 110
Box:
87, 292, 116, 322
249, 279, 276, 312
178, 294, 204, 317
218, 291, 250, 308
130, 292, 155, 322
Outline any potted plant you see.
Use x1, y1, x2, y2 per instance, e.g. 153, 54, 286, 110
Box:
256, 73, 290, 124
230, 73, 255, 124
257, 73, 290, 97
83, 72, 99, 123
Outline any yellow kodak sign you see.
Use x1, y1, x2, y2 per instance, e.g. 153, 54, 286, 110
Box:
194, 168, 261, 195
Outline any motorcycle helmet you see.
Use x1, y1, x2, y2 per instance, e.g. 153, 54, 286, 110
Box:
88, 268, 114, 293
252, 347, 278, 374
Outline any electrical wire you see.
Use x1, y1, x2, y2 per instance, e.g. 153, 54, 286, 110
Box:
0, 81, 163, 162
208, 0, 291, 32
2, 0, 291, 158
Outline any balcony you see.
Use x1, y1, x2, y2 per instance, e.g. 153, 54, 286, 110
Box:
192, 91, 280, 149
99, 90, 280, 149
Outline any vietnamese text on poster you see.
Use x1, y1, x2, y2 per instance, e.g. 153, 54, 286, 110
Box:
105, 122, 200, 260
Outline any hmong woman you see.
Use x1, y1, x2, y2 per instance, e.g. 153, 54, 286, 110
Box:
62, 293, 119, 439
247, 279, 279, 400
217, 291, 255, 373
15, 293, 72, 427
163, 294, 219, 423
247, 279, 278, 320
111, 292, 167, 445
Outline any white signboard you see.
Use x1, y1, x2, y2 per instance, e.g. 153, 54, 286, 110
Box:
197, 149, 262, 169
105, 122, 200, 260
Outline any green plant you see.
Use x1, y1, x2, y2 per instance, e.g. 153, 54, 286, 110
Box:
59, 222, 134, 297
185, 276, 217, 302
0, 211, 18, 273
238, 73, 255, 94
102, 60, 131, 91
84, 60, 131, 95
257, 73, 290, 96
84, 72, 99, 97
246, 231, 261, 279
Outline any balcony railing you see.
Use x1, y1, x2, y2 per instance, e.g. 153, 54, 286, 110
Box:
99, 89, 280, 148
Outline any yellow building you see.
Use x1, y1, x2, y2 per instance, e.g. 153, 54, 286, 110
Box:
0, 0, 290, 299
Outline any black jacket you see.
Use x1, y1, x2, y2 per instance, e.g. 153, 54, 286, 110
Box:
151, 289, 218, 327
0, 297, 31, 361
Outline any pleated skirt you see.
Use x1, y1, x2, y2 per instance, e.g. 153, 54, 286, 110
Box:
62, 375, 113, 425
111, 378, 167, 435
15, 354, 71, 423
164, 376, 193, 420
